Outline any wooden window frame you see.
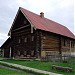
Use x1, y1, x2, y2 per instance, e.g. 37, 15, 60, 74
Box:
24, 37, 27, 42
31, 50, 34, 56
31, 36, 34, 41
24, 20, 27, 25
64, 39, 66, 46
17, 51, 20, 56
63, 39, 68, 47
71, 42, 74, 48
18, 39, 21, 43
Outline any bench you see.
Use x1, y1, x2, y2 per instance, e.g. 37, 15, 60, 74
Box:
52, 65, 73, 72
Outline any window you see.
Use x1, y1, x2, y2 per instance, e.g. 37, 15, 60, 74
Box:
24, 51, 26, 55
31, 36, 34, 41
24, 20, 27, 24
71, 42, 74, 48
17, 51, 20, 55
63, 39, 68, 46
18, 39, 21, 43
43, 36, 46, 39
31, 50, 34, 56
64, 39, 66, 46
24, 38, 27, 42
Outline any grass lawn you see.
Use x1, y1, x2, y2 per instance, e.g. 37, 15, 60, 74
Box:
1, 59, 75, 75
0, 66, 30, 75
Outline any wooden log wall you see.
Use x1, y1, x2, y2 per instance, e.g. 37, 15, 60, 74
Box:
41, 32, 59, 51
40, 31, 75, 57
40, 32, 59, 57
11, 25, 38, 58
61, 37, 75, 55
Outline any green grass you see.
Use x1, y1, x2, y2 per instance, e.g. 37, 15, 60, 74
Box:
1, 59, 75, 75
0, 66, 30, 75
0, 61, 48, 75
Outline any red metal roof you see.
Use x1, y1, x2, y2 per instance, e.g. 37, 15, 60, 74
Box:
20, 7, 75, 39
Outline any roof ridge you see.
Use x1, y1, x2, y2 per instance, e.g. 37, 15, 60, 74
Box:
20, 7, 40, 16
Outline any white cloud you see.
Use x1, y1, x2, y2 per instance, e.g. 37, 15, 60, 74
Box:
0, 33, 8, 40
0, 0, 74, 46
60, 0, 74, 8
17, 0, 26, 6
0, 33, 8, 46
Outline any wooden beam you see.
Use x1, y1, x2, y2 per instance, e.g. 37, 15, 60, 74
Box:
2, 49, 4, 57
10, 31, 11, 38
12, 24, 30, 31
10, 47, 11, 58
31, 25, 33, 33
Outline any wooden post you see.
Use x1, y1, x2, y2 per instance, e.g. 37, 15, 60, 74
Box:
10, 47, 11, 58
59, 36, 62, 61
10, 31, 11, 38
31, 25, 33, 33
59, 37, 61, 54
2, 49, 4, 57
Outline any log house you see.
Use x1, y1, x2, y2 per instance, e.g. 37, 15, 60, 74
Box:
1, 7, 75, 58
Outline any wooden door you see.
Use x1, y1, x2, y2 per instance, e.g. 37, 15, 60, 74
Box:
4, 48, 10, 58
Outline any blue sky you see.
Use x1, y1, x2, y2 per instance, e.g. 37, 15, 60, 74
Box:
0, 0, 74, 46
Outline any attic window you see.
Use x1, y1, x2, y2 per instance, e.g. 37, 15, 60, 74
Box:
24, 20, 27, 24
31, 36, 34, 41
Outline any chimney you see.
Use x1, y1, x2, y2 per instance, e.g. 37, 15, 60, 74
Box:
40, 12, 44, 18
